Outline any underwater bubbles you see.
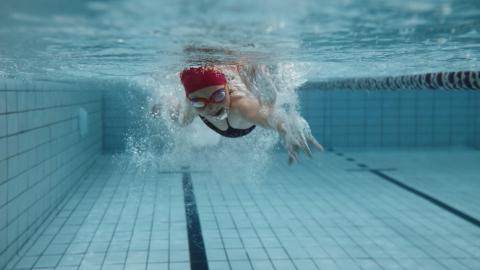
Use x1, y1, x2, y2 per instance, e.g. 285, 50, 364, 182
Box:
124, 62, 309, 183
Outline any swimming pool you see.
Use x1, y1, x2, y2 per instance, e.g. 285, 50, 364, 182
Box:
1, 0, 480, 269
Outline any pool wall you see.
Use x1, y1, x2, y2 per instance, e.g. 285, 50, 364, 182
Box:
0, 78, 102, 269
99, 84, 480, 152
0, 78, 479, 268
299, 86, 480, 149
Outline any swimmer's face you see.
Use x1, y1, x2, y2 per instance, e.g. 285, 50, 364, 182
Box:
188, 85, 229, 117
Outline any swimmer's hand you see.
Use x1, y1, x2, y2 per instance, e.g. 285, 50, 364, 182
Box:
151, 103, 162, 118
150, 99, 196, 126
277, 116, 323, 165
151, 102, 181, 122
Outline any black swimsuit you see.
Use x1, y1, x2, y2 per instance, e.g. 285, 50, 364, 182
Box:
199, 115, 255, 138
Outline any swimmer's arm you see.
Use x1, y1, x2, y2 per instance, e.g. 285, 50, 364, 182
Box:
230, 97, 283, 132
232, 97, 323, 164
174, 98, 196, 126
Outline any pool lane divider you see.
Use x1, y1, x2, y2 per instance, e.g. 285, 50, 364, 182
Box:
304, 70, 480, 91
334, 150, 480, 229
181, 166, 209, 270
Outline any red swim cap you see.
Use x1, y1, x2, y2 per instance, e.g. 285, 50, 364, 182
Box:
180, 67, 227, 95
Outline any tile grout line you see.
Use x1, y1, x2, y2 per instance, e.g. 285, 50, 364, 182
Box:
95, 158, 135, 268
336, 150, 480, 229
313, 152, 453, 268
204, 182, 233, 269
10, 157, 105, 269
123, 160, 148, 270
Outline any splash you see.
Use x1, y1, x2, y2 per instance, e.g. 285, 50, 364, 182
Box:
125, 62, 310, 181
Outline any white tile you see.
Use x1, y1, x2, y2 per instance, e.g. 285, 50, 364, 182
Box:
7, 135, 18, 157
34, 254, 62, 268
17, 112, 27, 133
125, 263, 146, 270
0, 115, 6, 137
104, 251, 127, 264
266, 248, 289, 259
246, 248, 269, 260
15, 80, 26, 91
7, 219, 18, 246
0, 159, 6, 185
6, 91, 17, 113
5, 79, 17, 91
101, 264, 125, 270
250, 260, 275, 270
147, 263, 168, 270
146, 249, 167, 264
0, 91, 6, 113
293, 259, 318, 270
169, 262, 190, 270
169, 249, 188, 262
7, 114, 18, 135
126, 251, 148, 264
230, 261, 252, 270
8, 154, 22, 179
0, 205, 6, 229
14, 255, 38, 268
272, 259, 296, 270
35, 91, 44, 109
0, 182, 6, 207
44, 243, 69, 255
208, 261, 229, 270
17, 91, 28, 112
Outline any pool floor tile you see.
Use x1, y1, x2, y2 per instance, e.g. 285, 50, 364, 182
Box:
3, 151, 480, 270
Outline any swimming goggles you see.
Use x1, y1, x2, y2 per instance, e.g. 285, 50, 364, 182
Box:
189, 88, 226, 109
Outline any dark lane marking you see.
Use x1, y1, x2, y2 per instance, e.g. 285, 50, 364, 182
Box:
158, 169, 211, 174
345, 168, 396, 172
336, 153, 480, 228
369, 169, 480, 228
181, 166, 209, 270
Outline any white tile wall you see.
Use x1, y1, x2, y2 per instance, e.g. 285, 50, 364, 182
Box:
102, 83, 480, 151
299, 86, 480, 149
0, 78, 103, 270
475, 94, 480, 149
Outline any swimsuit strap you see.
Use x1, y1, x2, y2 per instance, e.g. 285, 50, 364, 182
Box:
199, 116, 256, 138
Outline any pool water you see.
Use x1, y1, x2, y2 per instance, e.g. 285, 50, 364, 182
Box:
1, 0, 480, 269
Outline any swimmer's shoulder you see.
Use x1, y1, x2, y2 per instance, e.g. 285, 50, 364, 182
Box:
229, 90, 260, 114
229, 88, 255, 102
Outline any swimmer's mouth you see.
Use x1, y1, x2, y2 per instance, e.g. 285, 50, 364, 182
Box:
211, 108, 224, 117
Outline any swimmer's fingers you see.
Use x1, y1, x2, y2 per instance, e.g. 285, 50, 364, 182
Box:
305, 145, 313, 158
300, 137, 313, 158
288, 154, 296, 165
287, 144, 299, 165
288, 150, 298, 165
151, 104, 162, 118
307, 135, 324, 151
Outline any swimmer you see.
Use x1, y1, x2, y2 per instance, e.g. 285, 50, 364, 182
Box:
152, 65, 323, 164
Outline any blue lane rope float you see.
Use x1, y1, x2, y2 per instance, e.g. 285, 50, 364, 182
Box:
306, 71, 480, 91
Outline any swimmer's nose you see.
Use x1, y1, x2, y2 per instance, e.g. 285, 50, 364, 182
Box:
205, 105, 216, 114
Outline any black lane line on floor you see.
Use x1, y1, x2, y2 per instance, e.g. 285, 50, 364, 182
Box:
335, 151, 480, 228
369, 169, 480, 228
158, 170, 211, 174
345, 168, 397, 172
181, 166, 209, 270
